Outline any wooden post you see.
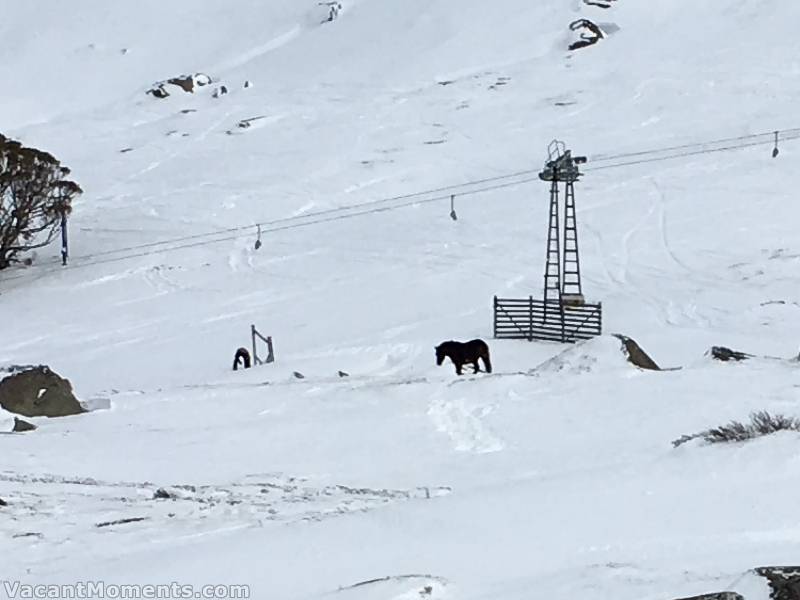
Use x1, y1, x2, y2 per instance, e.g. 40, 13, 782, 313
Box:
251, 325, 262, 365
597, 302, 603, 335
493, 296, 498, 338
528, 296, 534, 341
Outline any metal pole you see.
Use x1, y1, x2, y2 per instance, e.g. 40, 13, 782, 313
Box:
266, 336, 275, 363
60, 213, 68, 266
251, 325, 260, 365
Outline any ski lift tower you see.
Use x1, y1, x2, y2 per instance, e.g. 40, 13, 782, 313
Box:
539, 140, 587, 308
493, 141, 602, 343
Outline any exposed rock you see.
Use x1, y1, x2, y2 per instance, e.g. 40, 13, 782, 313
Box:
236, 116, 266, 129
0, 498, 7, 506
226, 116, 268, 135
0, 366, 86, 418
338, 370, 350, 378
167, 75, 195, 93
710, 346, 752, 362
147, 84, 170, 99
153, 488, 174, 500
673, 594, 743, 600
148, 73, 212, 99
293, 371, 306, 379
613, 334, 660, 370
167, 73, 212, 93
12, 417, 36, 432
755, 566, 800, 600
320, 1, 342, 23
95, 516, 148, 528
568, 19, 604, 51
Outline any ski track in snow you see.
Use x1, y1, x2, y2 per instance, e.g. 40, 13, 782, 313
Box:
212, 26, 303, 73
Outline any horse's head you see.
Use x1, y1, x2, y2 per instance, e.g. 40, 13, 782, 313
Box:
435, 344, 446, 366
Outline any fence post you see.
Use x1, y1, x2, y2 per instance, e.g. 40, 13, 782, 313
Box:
251, 325, 262, 365
528, 297, 533, 341
598, 302, 603, 335
265, 336, 275, 363
493, 296, 498, 338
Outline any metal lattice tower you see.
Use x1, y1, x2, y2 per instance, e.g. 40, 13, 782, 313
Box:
543, 178, 561, 306
539, 141, 586, 306
561, 180, 583, 301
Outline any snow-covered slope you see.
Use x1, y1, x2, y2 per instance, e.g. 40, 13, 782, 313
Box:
2, 1, 800, 598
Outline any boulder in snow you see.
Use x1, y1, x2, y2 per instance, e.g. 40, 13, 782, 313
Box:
709, 346, 753, 362
0, 365, 86, 418
754, 566, 800, 600
614, 334, 661, 371
568, 19, 604, 51
12, 417, 36, 432
147, 73, 213, 98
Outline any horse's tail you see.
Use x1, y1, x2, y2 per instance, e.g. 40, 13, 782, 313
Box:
481, 345, 492, 373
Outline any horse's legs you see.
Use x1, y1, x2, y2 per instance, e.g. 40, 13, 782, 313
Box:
482, 352, 492, 374
454, 361, 463, 375
472, 361, 480, 374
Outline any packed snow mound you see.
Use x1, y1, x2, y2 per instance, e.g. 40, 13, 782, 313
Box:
530, 335, 638, 376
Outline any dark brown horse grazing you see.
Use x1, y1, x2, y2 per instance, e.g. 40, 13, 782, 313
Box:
233, 347, 252, 371
435, 339, 492, 375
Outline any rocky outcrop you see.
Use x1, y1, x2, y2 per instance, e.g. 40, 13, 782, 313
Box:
147, 73, 212, 99
569, 19, 605, 51
668, 567, 800, 600
12, 417, 36, 432
614, 334, 661, 370
710, 346, 753, 362
755, 566, 800, 600
0, 365, 85, 418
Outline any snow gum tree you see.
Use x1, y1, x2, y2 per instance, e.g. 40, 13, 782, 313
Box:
0, 133, 82, 270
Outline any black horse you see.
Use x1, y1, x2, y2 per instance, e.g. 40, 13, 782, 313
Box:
232, 347, 252, 371
435, 339, 492, 375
